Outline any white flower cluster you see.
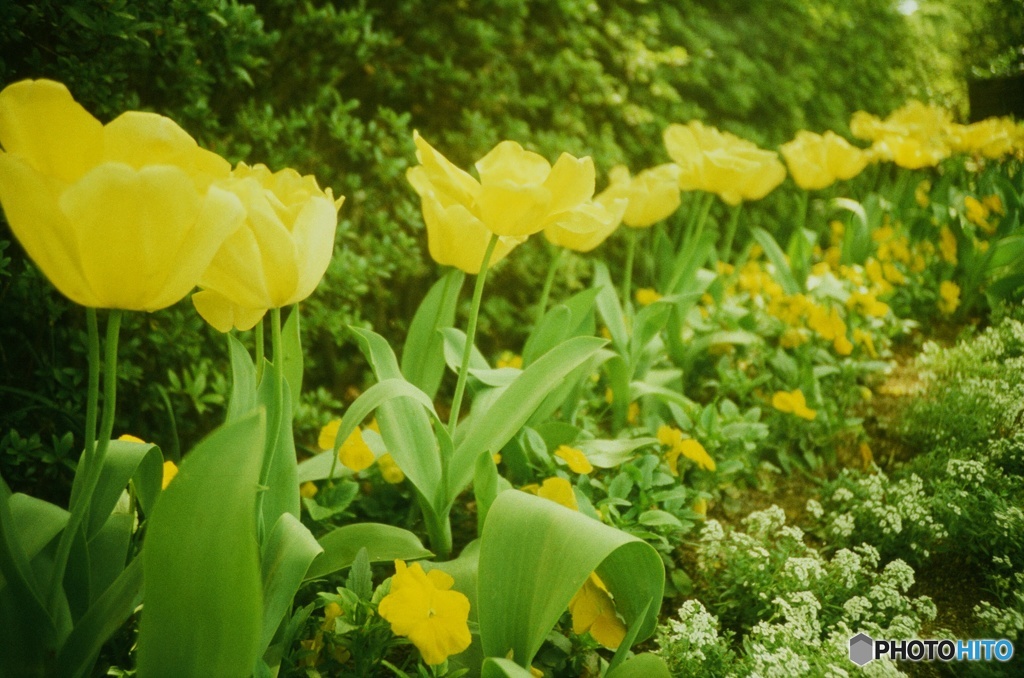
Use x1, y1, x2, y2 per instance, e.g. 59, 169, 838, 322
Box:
946, 458, 987, 485
657, 600, 724, 664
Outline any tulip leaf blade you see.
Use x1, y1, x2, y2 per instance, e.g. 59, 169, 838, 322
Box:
402, 269, 465, 399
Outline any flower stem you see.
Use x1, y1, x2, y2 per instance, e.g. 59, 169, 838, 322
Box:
535, 243, 564, 325
448, 233, 499, 434
256, 307, 285, 536
622, 228, 637, 311
70, 309, 100, 510
50, 309, 121, 614
719, 204, 743, 264
254, 317, 265, 384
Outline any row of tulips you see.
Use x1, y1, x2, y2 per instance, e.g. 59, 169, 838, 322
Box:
0, 74, 1021, 677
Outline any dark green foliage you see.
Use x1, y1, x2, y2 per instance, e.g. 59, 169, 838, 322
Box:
0, 0, 930, 499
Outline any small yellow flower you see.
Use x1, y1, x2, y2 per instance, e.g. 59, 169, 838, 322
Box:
677, 439, 715, 472
692, 498, 708, 516
626, 401, 640, 425
338, 427, 375, 473
322, 602, 343, 632
779, 327, 809, 349
635, 287, 662, 307
378, 561, 472, 666
915, 180, 931, 208
161, 460, 178, 490
964, 196, 995, 234
496, 351, 523, 369
118, 434, 146, 444
938, 280, 960, 315
833, 333, 853, 356
939, 227, 957, 265
807, 305, 846, 342
772, 389, 817, 421
852, 328, 878, 358
300, 481, 319, 499
568, 573, 627, 650
555, 445, 594, 474
657, 424, 683, 449
377, 454, 406, 484
318, 419, 342, 451
983, 193, 1004, 215
847, 290, 889, 318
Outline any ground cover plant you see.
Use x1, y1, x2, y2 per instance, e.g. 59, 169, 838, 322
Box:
1, 2, 1024, 677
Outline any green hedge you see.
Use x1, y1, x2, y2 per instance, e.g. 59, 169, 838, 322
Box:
0, 0, 938, 498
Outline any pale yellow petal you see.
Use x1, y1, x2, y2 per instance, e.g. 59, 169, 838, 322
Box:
544, 153, 595, 214
191, 289, 267, 332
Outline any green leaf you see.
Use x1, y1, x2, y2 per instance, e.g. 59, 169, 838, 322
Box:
86, 510, 133, 609
55, 556, 144, 678
638, 510, 683, 528
522, 304, 571, 366
88, 438, 162, 537
259, 513, 322, 653
402, 269, 465, 399
832, 197, 871, 265
482, 658, 536, 678
592, 261, 628, 354
474, 452, 499, 537
451, 337, 607, 505
606, 652, 671, 678
351, 328, 447, 510
751, 227, 800, 294
441, 327, 490, 372
136, 412, 266, 677
477, 491, 664, 666
256, 362, 299, 530
345, 548, 373, 601
305, 523, 433, 581
226, 334, 258, 423
281, 306, 303, 417
576, 437, 658, 468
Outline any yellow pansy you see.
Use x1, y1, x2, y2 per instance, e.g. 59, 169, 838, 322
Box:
0, 79, 245, 310
338, 427, 375, 473
407, 132, 596, 272
378, 560, 472, 666
964, 196, 995, 235
807, 305, 846, 342
377, 453, 406, 484
599, 164, 682, 228
780, 130, 870, 190
318, 419, 342, 451
852, 328, 878, 358
939, 227, 957, 265
523, 478, 579, 511
664, 120, 787, 205
833, 333, 853, 356
692, 498, 708, 516
983, 194, 1005, 215
568, 573, 627, 650
299, 481, 319, 499
555, 445, 594, 475
938, 280, 960, 315
847, 290, 889, 318
779, 327, 809, 349
191, 162, 343, 332
772, 389, 817, 421
496, 351, 523, 369
635, 288, 662, 306
161, 460, 178, 490
626, 401, 640, 425
915, 180, 931, 208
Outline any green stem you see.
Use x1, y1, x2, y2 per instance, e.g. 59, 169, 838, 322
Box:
622, 228, 638, 310
448, 234, 500, 434
70, 309, 100, 511
254, 317, 265, 384
720, 204, 743, 264
667, 194, 714, 294
422, 500, 453, 561
50, 309, 121, 614
535, 244, 564, 325
256, 308, 285, 534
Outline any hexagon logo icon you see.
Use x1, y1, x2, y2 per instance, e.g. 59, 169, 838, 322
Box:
849, 633, 874, 666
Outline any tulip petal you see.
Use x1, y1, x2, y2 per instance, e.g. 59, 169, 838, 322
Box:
544, 153, 594, 214
0, 153, 95, 304
104, 111, 230, 184
287, 194, 338, 304
412, 131, 480, 208
420, 188, 518, 273
191, 289, 267, 333
0, 79, 103, 183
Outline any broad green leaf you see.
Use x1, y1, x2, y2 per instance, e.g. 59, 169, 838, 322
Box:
136, 412, 266, 677
522, 304, 571, 366
451, 337, 607, 505
664, 229, 715, 296
259, 514, 322, 653
256, 362, 299, 530
751, 227, 800, 294
630, 301, 672, 365
577, 437, 658, 468
474, 452, 499, 537
281, 306, 303, 417
441, 327, 490, 372
86, 510, 133, 609
5, 494, 68, 586
832, 197, 871, 265
478, 491, 664, 666
88, 438, 162, 537
482, 658, 536, 678
352, 328, 447, 510
305, 523, 433, 581
631, 382, 698, 413
402, 269, 465, 399
55, 556, 144, 678
606, 652, 671, 678
592, 261, 628, 354
226, 334, 258, 423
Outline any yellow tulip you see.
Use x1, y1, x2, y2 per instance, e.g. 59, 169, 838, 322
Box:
780, 131, 869, 190
663, 121, 786, 205
407, 132, 596, 272
0, 79, 245, 310
542, 187, 627, 252
599, 164, 682, 228
191, 162, 343, 332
